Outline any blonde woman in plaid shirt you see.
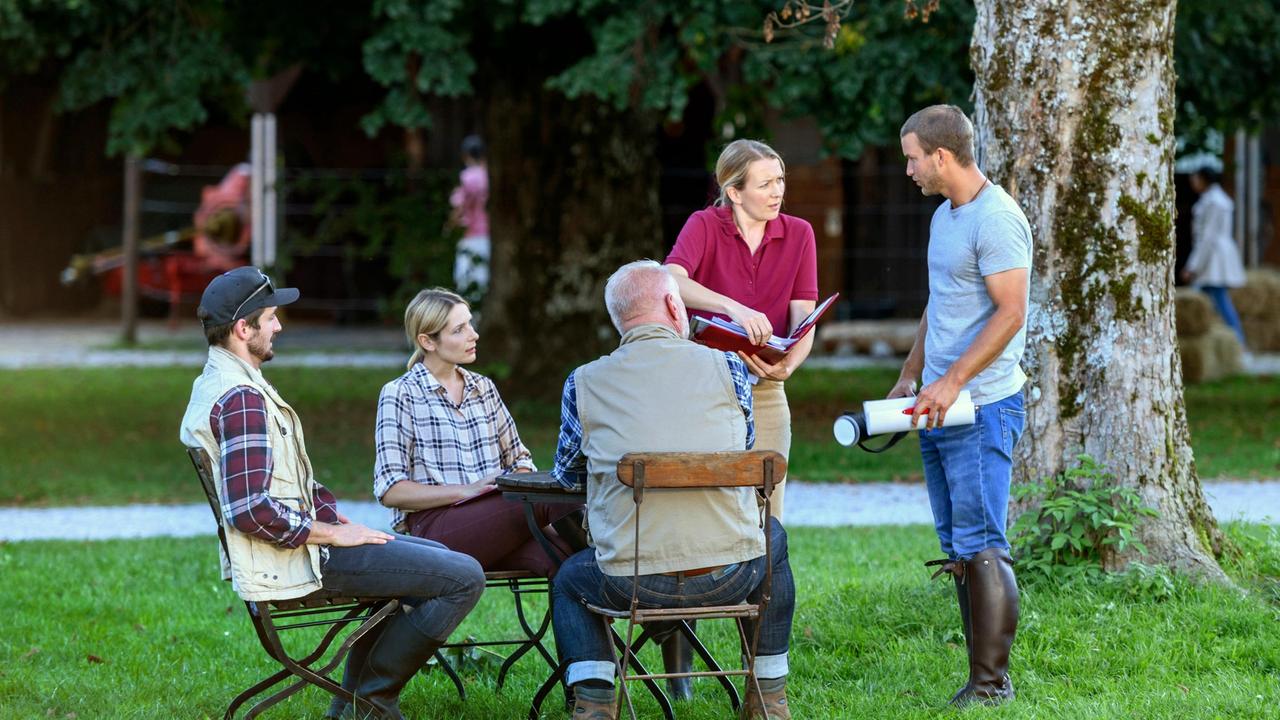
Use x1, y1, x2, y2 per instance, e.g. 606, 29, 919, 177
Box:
374, 288, 584, 577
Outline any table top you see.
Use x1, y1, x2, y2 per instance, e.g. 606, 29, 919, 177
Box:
495, 471, 585, 496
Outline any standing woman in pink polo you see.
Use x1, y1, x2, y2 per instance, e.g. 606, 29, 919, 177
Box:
665, 139, 818, 518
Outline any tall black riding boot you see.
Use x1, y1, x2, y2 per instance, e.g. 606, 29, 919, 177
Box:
661, 622, 695, 701
325, 618, 390, 719
551, 508, 591, 554
951, 548, 1018, 706
344, 612, 446, 720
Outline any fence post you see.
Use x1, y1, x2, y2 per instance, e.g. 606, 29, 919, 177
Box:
121, 154, 141, 345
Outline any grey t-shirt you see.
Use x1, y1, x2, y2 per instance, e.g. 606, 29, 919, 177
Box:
923, 183, 1033, 405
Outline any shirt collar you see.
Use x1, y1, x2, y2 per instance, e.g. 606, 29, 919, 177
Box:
207, 345, 267, 385
618, 323, 683, 347
713, 204, 785, 243
409, 362, 479, 398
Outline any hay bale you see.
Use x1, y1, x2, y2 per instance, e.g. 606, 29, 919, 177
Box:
1243, 318, 1280, 352
1181, 323, 1244, 383
1175, 288, 1214, 337
1179, 333, 1210, 383
1230, 268, 1280, 321
1208, 324, 1244, 376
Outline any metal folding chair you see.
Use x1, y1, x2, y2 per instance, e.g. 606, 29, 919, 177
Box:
528, 450, 785, 720
186, 447, 400, 720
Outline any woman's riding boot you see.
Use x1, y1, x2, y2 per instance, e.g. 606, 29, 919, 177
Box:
552, 509, 591, 554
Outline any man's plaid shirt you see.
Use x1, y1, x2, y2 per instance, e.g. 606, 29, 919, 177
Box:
211, 386, 339, 548
550, 351, 755, 487
373, 363, 536, 532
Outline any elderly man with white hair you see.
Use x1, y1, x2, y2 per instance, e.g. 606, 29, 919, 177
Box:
548, 260, 796, 720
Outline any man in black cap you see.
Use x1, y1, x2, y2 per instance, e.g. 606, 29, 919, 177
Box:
179, 267, 486, 720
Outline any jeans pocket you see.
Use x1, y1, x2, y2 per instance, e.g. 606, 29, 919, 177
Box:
998, 407, 1026, 454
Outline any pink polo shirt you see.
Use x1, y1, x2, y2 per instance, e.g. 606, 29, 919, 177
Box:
666, 206, 819, 334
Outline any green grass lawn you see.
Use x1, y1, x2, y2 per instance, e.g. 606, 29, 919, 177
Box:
1, 525, 1277, 719
0, 367, 1276, 506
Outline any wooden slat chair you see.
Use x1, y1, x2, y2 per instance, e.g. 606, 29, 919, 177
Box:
187, 447, 401, 720
529, 450, 785, 720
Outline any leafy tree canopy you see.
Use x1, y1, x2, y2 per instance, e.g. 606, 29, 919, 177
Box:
0, 0, 1276, 160
1174, 0, 1280, 147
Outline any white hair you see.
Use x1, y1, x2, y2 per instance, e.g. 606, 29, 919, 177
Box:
604, 260, 681, 334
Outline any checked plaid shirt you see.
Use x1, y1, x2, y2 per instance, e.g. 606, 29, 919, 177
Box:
211, 386, 339, 548
373, 363, 536, 532
550, 351, 755, 488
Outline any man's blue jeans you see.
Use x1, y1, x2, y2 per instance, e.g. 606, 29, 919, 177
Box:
551, 517, 794, 686
919, 391, 1026, 561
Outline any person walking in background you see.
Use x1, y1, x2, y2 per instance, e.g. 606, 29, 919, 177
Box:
890, 105, 1032, 707
1182, 166, 1248, 347
449, 135, 490, 302
374, 288, 585, 578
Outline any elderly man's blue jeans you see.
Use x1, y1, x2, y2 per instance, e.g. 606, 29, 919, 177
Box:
919, 391, 1026, 561
551, 517, 794, 686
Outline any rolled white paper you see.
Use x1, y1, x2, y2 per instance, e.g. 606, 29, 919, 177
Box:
863, 390, 975, 435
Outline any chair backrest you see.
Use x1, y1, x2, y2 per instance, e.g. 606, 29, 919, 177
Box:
615, 450, 786, 493
186, 446, 231, 557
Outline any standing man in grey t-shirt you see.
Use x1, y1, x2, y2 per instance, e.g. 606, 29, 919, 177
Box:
888, 105, 1033, 707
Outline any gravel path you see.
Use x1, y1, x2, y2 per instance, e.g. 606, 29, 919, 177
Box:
3, 320, 1278, 373
1, 480, 1274, 542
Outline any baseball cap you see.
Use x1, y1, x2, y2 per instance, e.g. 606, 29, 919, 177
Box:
198, 266, 299, 329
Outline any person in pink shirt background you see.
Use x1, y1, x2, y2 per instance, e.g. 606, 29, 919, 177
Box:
449, 135, 490, 300
664, 139, 819, 521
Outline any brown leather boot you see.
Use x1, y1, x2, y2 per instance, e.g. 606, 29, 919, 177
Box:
950, 548, 1018, 706
740, 676, 791, 720
570, 684, 617, 720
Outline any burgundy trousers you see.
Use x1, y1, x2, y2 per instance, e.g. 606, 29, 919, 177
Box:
406, 491, 582, 578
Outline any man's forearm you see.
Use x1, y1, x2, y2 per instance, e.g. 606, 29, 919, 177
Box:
898, 312, 928, 384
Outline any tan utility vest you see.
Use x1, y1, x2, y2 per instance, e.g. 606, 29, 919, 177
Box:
575, 324, 765, 576
180, 347, 324, 601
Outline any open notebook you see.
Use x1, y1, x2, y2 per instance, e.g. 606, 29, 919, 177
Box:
690, 292, 839, 364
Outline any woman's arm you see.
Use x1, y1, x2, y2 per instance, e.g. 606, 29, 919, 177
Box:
487, 379, 536, 473
380, 478, 486, 511
738, 298, 817, 381
666, 264, 773, 344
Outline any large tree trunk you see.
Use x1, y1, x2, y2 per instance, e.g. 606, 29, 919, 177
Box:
479, 22, 662, 398
971, 1, 1228, 580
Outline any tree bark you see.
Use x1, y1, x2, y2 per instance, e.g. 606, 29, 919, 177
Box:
971, 1, 1228, 580
479, 22, 663, 397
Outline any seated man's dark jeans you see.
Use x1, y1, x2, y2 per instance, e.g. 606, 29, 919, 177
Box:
551, 517, 794, 687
